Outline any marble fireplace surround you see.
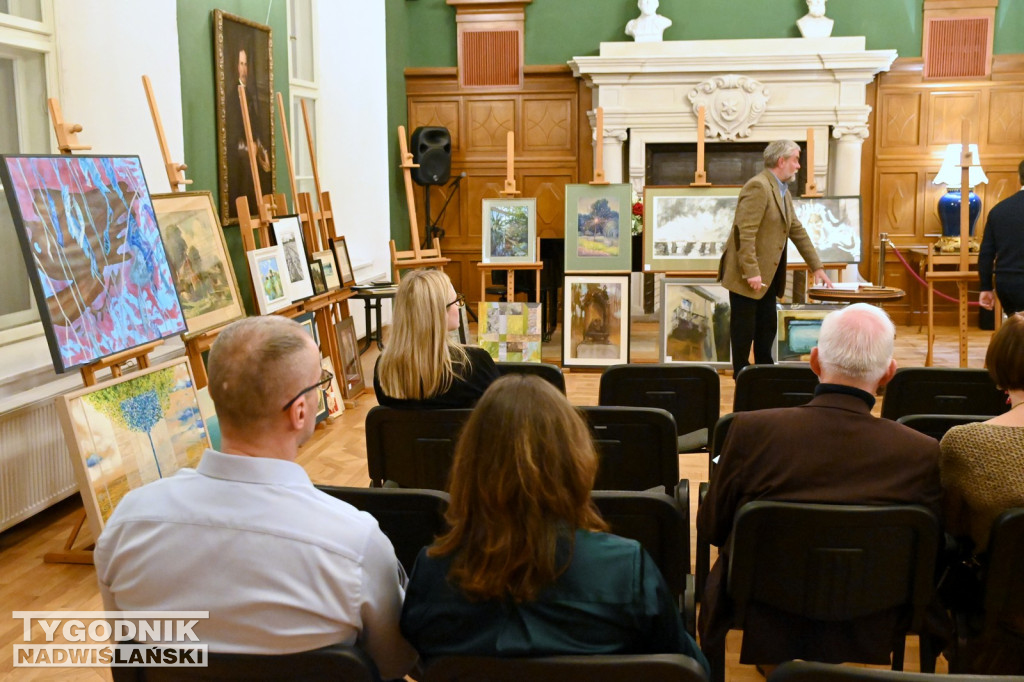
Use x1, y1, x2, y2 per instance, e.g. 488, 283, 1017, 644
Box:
569, 38, 897, 196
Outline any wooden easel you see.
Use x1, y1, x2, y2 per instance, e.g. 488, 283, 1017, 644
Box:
142, 75, 192, 191
591, 107, 609, 185
925, 120, 976, 367
47, 98, 90, 154
390, 125, 450, 282
691, 106, 711, 187
803, 126, 823, 198
478, 132, 544, 305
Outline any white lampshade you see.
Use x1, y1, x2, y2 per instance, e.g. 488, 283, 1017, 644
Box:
932, 144, 988, 188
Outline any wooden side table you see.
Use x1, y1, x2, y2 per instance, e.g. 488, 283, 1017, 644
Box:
806, 286, 905, 304
350, 287, 397, 353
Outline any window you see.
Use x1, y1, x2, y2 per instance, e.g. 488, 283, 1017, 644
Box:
0, 1, 55, 341
288, 0, 319, 211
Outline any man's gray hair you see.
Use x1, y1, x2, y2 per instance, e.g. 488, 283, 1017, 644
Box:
207, 316, 311, 429
816, 303, 895, 384
763, 140, 800, 169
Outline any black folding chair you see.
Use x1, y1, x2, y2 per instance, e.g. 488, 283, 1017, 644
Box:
880, 368, 1007, 421
363, 406, 472, 489
315, 485, 449, 574
732, 365, 818, 412
578, 406, 680, 495
895, 414, 991, 441
598, 364, 720, 452
495, 361, 566, 394
423, 653, 708, 682
768, 660, 1018, 681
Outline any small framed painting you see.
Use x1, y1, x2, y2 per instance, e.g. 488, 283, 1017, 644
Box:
313, 249, 341, 291
295, 311, 328, 423
331, 236, 356, 287
477, 302, 543, 363
788, 196, 862, 264
271, 215, 315, 302
775, 303, 844, 363
564, 183, 632, 273
643, 186, 741, 273
482, 198, 536, 264
309, 260, 327, 296
562, 275, 630, 369
56, 358, 209, 541
246, 246, 292, 314
334, 316, 367, 399
660, 278, 731, 368
321, 355, 345, 419
151, 190, 245, 338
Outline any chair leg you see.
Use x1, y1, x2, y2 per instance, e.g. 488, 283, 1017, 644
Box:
891, 635, 906, 671
707, 642, 726, 682
919, 633, 937, 673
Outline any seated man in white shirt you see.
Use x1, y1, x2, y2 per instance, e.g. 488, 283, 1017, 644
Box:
94, 316, 417, 680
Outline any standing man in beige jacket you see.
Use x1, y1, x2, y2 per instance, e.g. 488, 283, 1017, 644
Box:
719, 140, 832, 374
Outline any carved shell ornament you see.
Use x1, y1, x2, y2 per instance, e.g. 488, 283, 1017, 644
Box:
688, 75, 769, 141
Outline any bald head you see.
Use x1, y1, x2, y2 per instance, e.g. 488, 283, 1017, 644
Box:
814, 303, 895, 387
207, 316, 318, 431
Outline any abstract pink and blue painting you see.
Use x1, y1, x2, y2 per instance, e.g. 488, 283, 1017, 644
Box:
0, 155, 186, 372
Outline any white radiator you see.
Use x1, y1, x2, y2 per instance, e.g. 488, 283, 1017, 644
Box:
0, 399, 77, 532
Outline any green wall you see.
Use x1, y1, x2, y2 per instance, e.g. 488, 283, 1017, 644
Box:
995, 1, 1024, 55
176, 0, 290, 314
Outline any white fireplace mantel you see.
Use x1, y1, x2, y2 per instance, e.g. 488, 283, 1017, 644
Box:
569, 37, 897, 195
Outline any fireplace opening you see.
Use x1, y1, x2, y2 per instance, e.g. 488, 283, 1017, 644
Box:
644, 141, 808, 188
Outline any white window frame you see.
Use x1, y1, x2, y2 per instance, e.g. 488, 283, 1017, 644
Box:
0, 0, 56, 346
287, 0, 320, 214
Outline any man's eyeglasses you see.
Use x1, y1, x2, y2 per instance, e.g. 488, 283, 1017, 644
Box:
447, 293, 466, 309
282, 369, 333, 411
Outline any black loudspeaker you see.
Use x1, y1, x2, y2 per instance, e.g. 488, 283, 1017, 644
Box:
410, 126, 451, 185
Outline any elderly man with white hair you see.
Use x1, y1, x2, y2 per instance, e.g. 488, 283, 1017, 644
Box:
698, 303, 942, 671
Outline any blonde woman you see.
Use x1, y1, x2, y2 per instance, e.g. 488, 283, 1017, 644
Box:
374, 269, 498, 409
401, 375, 709, 672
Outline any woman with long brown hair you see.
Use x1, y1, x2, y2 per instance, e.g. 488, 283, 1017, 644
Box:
400, 375, 708, 670
374, 269, 498, 408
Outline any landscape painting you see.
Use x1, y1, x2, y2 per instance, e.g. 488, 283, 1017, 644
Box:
643, 186, 741, 273
563, 275, 629, 368
564, 183, 631, 272
151, 191, 244, 337
477, 302, 543, 362
57, 358, 209, 540
271, 215, 314, 302
788, 197, 862, 264
660, 279, 731, 368
0, 155, 187, 373
482, 198, 536, 264
247, 246, 291, 314
775, 304, 843, 362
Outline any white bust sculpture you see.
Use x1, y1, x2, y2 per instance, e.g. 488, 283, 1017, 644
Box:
625, 0, 672, 43
797, 0, 834, 38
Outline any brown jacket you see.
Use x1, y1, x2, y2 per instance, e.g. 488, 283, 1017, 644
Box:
718, 169, 823, 299
697, 391, 943, 664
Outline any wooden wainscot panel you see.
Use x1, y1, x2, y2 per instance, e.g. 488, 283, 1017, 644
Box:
521, 97, 574, 153
409, 100, 462, 153
923, 178, 950, 236
466, 172, 511, 241
980, 171, 1022, 219
521, 171, 573, 239
987, 88, 1024, 146
927, 91, 982, 145
876, 171, 922, 238
420, 181, 464, 243
444, 253, 484, 306
467, 98, 515, 150
879, 92, 924, 149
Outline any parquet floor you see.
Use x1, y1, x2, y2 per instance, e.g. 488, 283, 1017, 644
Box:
0, 323, 993, 681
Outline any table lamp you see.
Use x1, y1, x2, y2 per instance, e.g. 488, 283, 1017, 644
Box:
932, 143, 987, 252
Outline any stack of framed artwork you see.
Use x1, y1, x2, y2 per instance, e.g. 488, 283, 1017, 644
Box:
561, 184, 632, 368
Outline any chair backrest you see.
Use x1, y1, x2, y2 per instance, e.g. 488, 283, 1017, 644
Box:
707, 412, 736, 481
578, 406, 679, 494
315, 486, 449, 574
768, 660, 1012, 681
727, 502, 940, 627
494, 361, 567, 394
895, 413, 991, 441
598, 364, 720, 444
364, 406, 473, 489
422, 653, 708, 682
732, 365, 818, 412
880, 367, 1007, 421
981, 507, 1024, 638
111, 642, 381, 682
591, 490, 690, 600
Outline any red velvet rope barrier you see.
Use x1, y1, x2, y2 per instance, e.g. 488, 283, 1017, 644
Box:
887, 242, 981, 307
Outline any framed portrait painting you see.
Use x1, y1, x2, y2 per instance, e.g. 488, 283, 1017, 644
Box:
214, 9, 274, 226
482, 198, 536, 264
330, 236, 356, 287
477, 302, 543, 363
788, 196, 862, 264
334, 316, 366, 399
643, 186, 741, 273
660, 278, 731, 368
775, 303, 844, 363
562, 275, 629, 369
56, 358, 209, 541
271, 215, 314, 302
0, 154, 187, 373
564, 183, 631, 273
151, 191, 245, 337
246, 245, 291, 314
